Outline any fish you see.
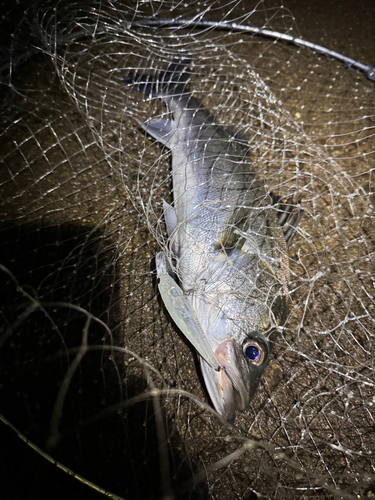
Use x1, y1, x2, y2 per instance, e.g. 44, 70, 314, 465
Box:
126, 60, 303, 422
155, 251, 221, 371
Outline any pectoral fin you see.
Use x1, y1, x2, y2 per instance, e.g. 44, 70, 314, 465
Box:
156, 252, 220, 371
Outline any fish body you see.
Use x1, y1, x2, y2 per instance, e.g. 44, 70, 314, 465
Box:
128, 61, 302, 422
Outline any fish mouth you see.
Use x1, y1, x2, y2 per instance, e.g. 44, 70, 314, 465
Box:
199, 338, 251, 423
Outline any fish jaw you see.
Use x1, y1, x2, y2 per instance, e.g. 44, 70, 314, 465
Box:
215, 339, 251, 411
200, 356, 237, 423
200, 338, 268, 422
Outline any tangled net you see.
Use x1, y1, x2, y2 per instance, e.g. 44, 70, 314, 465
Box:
1, 1, 375, 499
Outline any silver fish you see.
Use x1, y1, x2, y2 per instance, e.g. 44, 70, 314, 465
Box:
127, 61, 302, 422
155, 251, 221, 371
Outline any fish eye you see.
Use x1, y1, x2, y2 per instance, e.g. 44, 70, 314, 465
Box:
243, 340, 265, 366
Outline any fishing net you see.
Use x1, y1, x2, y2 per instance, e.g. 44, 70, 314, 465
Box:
1, 0, 375, 499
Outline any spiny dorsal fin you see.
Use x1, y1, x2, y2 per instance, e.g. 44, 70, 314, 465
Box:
270, 193, 303, 247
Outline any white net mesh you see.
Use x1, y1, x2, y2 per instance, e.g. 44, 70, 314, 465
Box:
1, 1, 375, 499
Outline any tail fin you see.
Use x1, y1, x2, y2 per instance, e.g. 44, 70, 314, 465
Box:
125, 59, 191, 98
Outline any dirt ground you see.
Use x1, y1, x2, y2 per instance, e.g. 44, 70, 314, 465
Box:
1, 1, 375, 499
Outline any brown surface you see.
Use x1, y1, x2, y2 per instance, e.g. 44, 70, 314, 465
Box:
0, 1, 375, 499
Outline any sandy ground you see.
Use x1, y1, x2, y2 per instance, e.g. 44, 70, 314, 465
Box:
0, 1, 375, 499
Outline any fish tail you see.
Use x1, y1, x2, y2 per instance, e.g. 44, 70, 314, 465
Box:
125, 59, 191, 98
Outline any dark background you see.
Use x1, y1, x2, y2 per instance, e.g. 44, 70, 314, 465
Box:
0, 1, 374, 499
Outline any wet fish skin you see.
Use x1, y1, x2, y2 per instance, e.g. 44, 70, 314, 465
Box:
155, 251, 221, 371
127, 61, 301, 422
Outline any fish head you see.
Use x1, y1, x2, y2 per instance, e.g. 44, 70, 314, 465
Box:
192, 241, 288, 422
200, 330, 273, 423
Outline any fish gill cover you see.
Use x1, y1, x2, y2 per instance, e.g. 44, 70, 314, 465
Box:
0, 1, 374, 499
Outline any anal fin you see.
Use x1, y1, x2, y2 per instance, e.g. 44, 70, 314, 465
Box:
163, 199, 178, 237
136, 118, 173, 146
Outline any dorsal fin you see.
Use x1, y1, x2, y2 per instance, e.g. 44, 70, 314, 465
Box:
270, 193, 304, 247
226, 126, 249, 148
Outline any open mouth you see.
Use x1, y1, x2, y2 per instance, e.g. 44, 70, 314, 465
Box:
200, 359, 237, 422
200, 338, 250, 422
